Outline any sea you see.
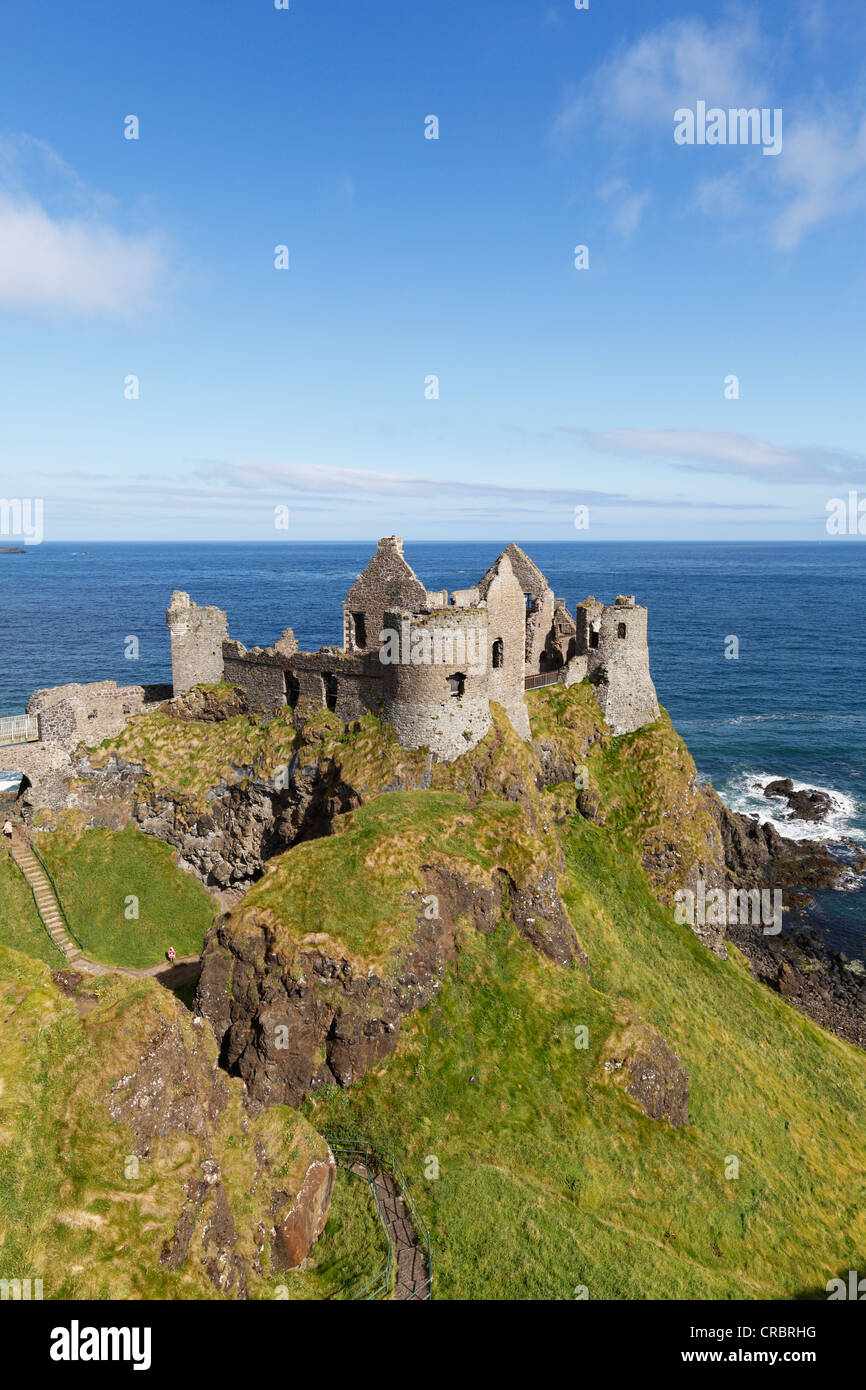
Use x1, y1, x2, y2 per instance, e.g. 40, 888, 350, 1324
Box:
1, 541, 863, 959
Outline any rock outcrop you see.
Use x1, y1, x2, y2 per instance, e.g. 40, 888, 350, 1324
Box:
603, 1022, 689, 1129
196, 855, 584, 1110
7, 957, 337, 1298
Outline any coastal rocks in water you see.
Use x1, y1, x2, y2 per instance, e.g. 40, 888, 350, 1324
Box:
725, 923, 866, 1050
763, 778, 834, 824
708, 792, 856, 898
707, 791, 866, 1048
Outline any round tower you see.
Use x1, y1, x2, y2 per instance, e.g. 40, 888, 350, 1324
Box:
380, 607, 491, 760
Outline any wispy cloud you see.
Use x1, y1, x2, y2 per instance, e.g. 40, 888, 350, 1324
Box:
26, 459, 780, 519
598, 178, 651, 236
571, 427, 866, 483
0, 134, 165, 316
553, 14, 866, 249
552, 15, 767, 142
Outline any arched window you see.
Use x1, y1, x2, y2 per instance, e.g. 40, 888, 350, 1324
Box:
492, 638, 504, 669
447, 672, 466, 698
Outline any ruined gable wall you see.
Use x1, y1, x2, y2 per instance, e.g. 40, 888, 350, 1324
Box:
482, 559, 531, 741
343, 536, 428, 653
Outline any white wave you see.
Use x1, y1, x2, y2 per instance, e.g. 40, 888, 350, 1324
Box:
720, 770, 865, 844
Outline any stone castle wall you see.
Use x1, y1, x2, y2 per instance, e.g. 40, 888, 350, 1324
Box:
166, 591, 229, 694
10, 681, 169, 795
580, 596, 660, 735
157, 539, 661, 765
381, 607, 493, 760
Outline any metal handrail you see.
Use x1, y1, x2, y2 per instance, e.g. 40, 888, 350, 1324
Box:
524, 669, 565, 691
0, 712, 39, 747
329, 1139, 433, 1300
17, 860, 67, 960
26, 837, 84, 951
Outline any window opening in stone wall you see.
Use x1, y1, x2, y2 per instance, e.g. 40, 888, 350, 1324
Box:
492, 638, 504, 669
447, 672, 466, 698
617, 622, 626, 639
323, 672, 339, 711
589, 626, 600, 649
352, 612, 367, 648
285, 672, 299, 708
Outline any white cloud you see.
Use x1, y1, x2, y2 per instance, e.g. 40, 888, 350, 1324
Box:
771, 111, 866, 249
553, 15, 866, 249
553, 15, 767, 141
0, 195, 164, 316
0, 135, 165, 316
575, 427, 866, 482
598, 178, 651, 236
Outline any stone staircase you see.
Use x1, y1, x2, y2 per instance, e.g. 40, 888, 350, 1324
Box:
6, 830, 82, 962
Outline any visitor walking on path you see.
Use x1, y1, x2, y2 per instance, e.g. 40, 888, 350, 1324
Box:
2, 819, 12, 839
167, 946, 176, 962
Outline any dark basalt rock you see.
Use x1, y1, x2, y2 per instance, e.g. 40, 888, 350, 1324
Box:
500, 864, 587, 969
576, 787, 603, 822
625, 1032, 689, 1130
163, 685, 250, 723
605, 1025, 689, 1129
708, 792, 866, 1048
197, 862, 585, 1109
763, 778, 834, 824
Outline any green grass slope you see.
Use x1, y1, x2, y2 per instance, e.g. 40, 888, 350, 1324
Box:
269, 687, 865, 1301
0, 850, 61, 966
0, 946, 360, 1299
34, 823, 215, 967
301, 809, 865, 1298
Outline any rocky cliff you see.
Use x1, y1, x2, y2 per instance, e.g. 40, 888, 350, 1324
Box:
0, 947, 334, 1299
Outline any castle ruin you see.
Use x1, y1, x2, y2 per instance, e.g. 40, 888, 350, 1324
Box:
166, 537, 660, 760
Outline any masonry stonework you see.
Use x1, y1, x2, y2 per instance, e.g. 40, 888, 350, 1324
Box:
166, 591, 229, 695
161, 540, 660, 758
7, 539, 661, 799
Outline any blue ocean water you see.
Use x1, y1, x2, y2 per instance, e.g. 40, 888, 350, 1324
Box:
1, 541, 864, 954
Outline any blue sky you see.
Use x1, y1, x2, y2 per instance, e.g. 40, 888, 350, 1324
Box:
1, 0, 865, 541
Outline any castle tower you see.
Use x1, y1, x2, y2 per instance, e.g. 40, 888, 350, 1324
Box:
166, 591, 229, 695
380, 606, 492, 760
576, 594, 659, 735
